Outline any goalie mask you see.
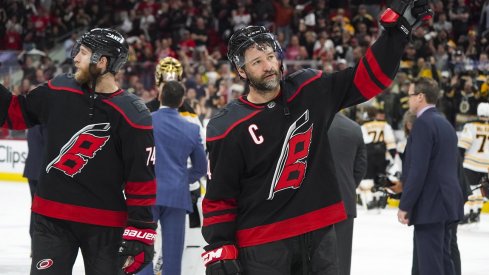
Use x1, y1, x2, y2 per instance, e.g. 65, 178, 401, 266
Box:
71, 28, 128, 74
155, 57, 183, 87
227, 26, 283, 70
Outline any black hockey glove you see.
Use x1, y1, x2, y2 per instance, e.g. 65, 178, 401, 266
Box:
202, 245, 242, 275
189, 181, 202, 228
380, 0, 433, 38
119, 223, 157, 274
190, 181, 201, 204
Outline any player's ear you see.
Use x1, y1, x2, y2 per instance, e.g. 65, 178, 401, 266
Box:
97, 56, 108, 70
237, 67, 247, 80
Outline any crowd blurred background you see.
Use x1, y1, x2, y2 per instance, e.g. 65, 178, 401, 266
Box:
1, 0, 489, 138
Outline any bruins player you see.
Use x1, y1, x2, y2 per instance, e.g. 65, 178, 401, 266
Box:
359, 106, 398, 209
458, 102, 489, 223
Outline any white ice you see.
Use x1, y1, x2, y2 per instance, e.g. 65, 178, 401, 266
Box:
0, 181, 487, 275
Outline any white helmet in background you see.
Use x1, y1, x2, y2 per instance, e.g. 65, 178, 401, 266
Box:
477, 102, 489, 118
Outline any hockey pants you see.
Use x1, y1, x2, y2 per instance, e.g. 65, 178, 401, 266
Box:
30, 213, 124, 275
239, 225, 338, 275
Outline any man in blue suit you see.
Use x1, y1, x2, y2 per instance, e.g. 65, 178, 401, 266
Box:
398, 77, 464, 275
138, 81, 207, 275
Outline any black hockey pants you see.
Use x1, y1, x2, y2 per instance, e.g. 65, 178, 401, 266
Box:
239, 225, 338, 275
30, 213, 124, 275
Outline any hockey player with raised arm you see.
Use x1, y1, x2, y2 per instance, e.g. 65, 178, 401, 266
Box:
201, 1, 433, 274
0, 28, 156, 275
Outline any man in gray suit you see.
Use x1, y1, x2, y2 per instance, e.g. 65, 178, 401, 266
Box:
328, 112, 367, 275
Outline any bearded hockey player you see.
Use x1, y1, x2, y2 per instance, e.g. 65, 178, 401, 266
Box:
201, 1, 432, 274
0, 28, 156, 274
458, 102, 489, 224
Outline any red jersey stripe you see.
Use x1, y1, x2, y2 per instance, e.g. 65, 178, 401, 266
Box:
236, 202, 347, 247
202, 198, 237, 215
102, 100, 153, 130
32, 195, 127, 227
206, 111, 262, 142
47, 80, 84, 95
365, 48, 393, 88
203, 213, 237, 226
287, 70, 322, 103
126, 197, 156, 206
125, 180, 156, 196
353, 59, 383, 99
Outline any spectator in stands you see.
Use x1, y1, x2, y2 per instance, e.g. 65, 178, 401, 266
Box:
252, 0, 275, 29
449, 0, 470, 41
231, 1, 252, 31
433, 12, 453, 34
352, 5, 376, 33
272, 0, 295, 44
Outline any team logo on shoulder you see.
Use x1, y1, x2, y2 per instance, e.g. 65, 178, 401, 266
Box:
46, 123, 111, 177
36, 259, 54, 270
268, 110, 312, 200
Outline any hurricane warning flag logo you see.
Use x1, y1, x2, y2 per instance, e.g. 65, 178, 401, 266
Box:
47, 123, 110, 177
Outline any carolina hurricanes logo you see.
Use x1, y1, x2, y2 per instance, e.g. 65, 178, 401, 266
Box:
268, 110, 313, 200
46, 123, 111, 177
36, 259, 54, 270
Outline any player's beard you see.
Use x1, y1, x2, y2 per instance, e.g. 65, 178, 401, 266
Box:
74, 65, 102, 85
247, 68, 281, 93
74, 65, 91, 84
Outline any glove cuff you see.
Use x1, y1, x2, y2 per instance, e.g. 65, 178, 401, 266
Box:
202, 245, 238, 266
122, 226, 157, 246
127, 219, 157, 230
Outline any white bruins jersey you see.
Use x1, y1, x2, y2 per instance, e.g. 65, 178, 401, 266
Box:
458, 120, 489, 173
361, 120, 397, 150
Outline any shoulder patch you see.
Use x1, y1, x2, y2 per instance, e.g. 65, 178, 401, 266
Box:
102, 91, 153, 130
283, 68, 322, 102
206, 100, 261, 142
47, 73, 84, 94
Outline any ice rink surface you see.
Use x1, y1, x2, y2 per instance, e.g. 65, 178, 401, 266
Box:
1, 181, 487, 275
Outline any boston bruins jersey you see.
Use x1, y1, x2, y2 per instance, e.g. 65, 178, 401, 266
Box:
0, 74, 156, 227
458, 120, 489, 173
203, 29, 408, 249
361, 120, 397, 150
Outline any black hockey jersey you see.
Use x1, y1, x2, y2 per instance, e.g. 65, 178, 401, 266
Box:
203, 30, 407, 249
0, 74, 156, 227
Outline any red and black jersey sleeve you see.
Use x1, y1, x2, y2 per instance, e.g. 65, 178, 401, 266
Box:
282, 29, 407, 119
203, 102, 256, 250
0, 83, 49, 129
349, 28, 408, 102
103, 92, 157, 226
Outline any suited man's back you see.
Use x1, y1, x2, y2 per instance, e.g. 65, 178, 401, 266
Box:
152, 108, 207, 212
328, 113, 367, 217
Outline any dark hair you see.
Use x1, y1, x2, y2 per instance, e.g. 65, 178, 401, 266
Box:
414, 77, 439, 104
160, 81, 185, 108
